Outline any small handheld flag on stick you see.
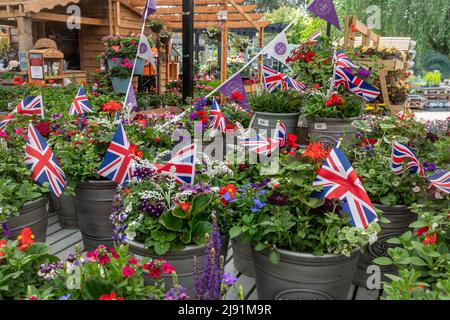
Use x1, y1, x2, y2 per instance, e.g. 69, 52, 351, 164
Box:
155, 141, 197, 184
390, 141, 425, 177
69, 85, 93, 116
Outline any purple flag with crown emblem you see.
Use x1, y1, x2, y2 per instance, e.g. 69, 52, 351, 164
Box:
142, 0, 157, 21
307, 0, 341, 30
218, 73, 250, 110
124, 85, 138, 112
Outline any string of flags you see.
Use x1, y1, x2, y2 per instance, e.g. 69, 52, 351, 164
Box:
262, 65, 306, 93
390, 141, 449, 193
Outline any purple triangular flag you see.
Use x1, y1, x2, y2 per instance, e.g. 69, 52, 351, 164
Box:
124, 85, 138, 112
307, 0, 341, 30
218, 73, 250, 110
142, 0, 157, 21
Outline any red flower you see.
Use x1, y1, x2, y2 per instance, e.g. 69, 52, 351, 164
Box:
122, 265, 135, 278
325, 94, 344, 107
230, 92, 244, 102
361, 138, 377, 146
130, 144, 143, 159
35, 121, 52, 137
101, 100, 123, 113
128, 256, 140, 266
148, 267, 162, 279
302, 142, 328, 161
137, 118, 147, 128
109, 247, 119, 259
99, 292, 124, 300
98, 255, 110, 265
17, 228, 35, 251
351, 23, 358, 33
13, 76, 25, 85
178, 202, 191, 213
220, 184, 237, 205
287, 134, 299, 149
239, 163, 247, 171
312, 84, 321, 90
28, 296, 39, 300
161, 262, 176, 274
123, 187, 130, 194
422, 233, 437, 245
0, 239, 7, 257
304, 51, 317, 62
416, 227, 429, 236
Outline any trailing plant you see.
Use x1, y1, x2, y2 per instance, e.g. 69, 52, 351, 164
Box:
248, 90, 304, 114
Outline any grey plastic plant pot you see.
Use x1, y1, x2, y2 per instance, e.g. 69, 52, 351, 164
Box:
231, 237, 254, 277
253, 112, 301, 136
7, 197, 49, 243
353, 204, 418, 288
253, 248, 360, 300
74, 180, 116, 251
51, 194, 79, 229
307, 117, 361, 146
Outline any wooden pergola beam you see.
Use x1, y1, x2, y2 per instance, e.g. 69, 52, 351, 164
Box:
167, 20, 271, 30
129, 0, 245, 5
150, 4, 257, 14
31, 12, 107, 25
158, 12, 263, 23
229, 0, 258, 30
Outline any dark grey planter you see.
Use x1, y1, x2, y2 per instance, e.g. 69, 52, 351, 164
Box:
253, 248, 360, 300
6, 197, 49, 243
74, 180, 116, 251
353, 204, 418, 288
253, 112, 301, 136
51, 194, 79, 229
307, 117, 361, 146
231, 237, 254, 277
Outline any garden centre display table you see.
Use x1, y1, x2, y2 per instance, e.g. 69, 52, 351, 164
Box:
45, 210, 383, 301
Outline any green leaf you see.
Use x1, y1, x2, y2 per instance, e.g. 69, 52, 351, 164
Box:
409, 221, 428, 228
352, 120, 372, 132
160, 212, 184, 232
386, 238, 401, 245
154, 242, 170, 256
172, 206, 189, 219
229, 226, 242, 239
373, 257, 394, 266
269, 250, 280, 265
409, 257, 427, 266
180, 231, 191, 244
191, 193, 213, 216
254, 243, 266, 251
192, 221, 212, 244
83, 276, 114, 300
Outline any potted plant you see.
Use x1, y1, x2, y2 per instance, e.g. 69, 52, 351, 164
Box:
148, 19, 165, 34
230, 147, 379, 299
248, 90, 304, 136
206, 27, 221, 41
101, 35, 147, 75
158, 30, 172, 45
350, 115, 444, 287
375, 202, 449, 300
0, 127, 49, 242
109, 61, 133, 93
118, 158, 232, 296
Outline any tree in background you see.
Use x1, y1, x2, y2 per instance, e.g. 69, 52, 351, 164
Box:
246, 0, 307, 13
336, 0, 450, 78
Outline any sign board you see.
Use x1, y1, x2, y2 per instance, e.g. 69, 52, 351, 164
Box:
18, 52, 27, 71
29, 53, 44, 79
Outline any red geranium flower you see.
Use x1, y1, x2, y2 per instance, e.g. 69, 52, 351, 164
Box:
416, 227, 429, 236
362, 138, 377, 146
178, 202, 191, 213
312, 84, 321, 90
130, 144, 143, 158
325, 94, 344, 107
422, 233, 437, 245
35, 121, 52, 137
101, 100, 123, 113
287, 134, 299, 149
302, 142, 328, 161
304, 51, 317, 62
99, 292, 124, 300
162, 262, 176, 274
13, 76, 25, 85
17, 228, 35, 251
122, 265, 135, 278
230, 92, 244, 102
0, 239, 7, 257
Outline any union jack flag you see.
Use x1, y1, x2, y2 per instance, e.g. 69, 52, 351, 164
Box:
275, 121, 287, 147
239, 134, 279, 157
25, 123, 66, 197
98, 122, 136, 185
313, 148, 378, 229
155, 142, 197, 184
69, 86, 93, 116
0, 113, 15, 131
262, 65, 288, 93
306, 30, 321, 44
334, 68, 380, 102
209, 99, 227, 133
284, 76, 306, 92
334, 50, 358, 70
390, 141, 425, 176
427, 170, 450, 194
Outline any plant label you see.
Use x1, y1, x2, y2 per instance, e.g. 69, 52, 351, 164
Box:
258, 118, 269, 127
315, 123, 327, 130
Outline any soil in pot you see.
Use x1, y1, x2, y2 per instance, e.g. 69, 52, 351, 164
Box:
6, 197, 49, 243
231, 237, 254, 277
253, 248, 360, 300
51, 194, 79, 229
307, 117, 360, 147
74, 180, 116, 251
353, 204, 418, 288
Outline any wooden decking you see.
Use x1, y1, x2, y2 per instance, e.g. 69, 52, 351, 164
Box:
46, 211, 382, 300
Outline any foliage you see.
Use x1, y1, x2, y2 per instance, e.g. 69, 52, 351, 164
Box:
304, 92, 363, 119
101, 34, 153, 60
423, 70, 442, 87
248, 90, 304, 114
109, 62, 133, 79
375, 202, 450, 300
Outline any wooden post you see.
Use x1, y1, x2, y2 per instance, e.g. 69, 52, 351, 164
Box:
378, 69, 390, 107
258, 26, 263, 83
17, 17, 33, 52
114, 0, 120, 35
108, 0, 114, 35
220, 0, 229, 103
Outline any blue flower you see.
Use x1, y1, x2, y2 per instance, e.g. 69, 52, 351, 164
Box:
222, 273, 238, 286
58, 294, 71, 300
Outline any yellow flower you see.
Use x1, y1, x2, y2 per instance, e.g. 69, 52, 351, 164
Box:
365, 104, 375, 111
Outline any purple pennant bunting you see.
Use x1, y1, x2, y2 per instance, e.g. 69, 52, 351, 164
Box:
218, 73, 250, 110
125, 85, 138, 112
142, 0, 157, 21
307, 0, 341, 30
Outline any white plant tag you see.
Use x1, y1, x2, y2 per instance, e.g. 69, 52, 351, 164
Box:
258, 118, 269, 127
314, 123, 327, 130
